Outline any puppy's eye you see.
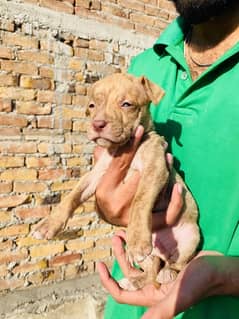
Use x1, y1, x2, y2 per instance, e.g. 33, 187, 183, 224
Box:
88, 103, 95, 109
121, 101, 132, 108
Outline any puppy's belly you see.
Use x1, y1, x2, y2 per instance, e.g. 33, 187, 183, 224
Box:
152, 222, 198, 263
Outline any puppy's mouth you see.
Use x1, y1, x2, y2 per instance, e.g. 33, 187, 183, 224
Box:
87, 124, 134, 148
92, 135, 131, 148
88, 129, 133, 148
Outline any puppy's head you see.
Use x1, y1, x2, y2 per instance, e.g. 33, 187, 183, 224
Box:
86, 73, 164, 149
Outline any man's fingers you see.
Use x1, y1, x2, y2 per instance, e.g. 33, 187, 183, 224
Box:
133, 125, 145, 146
97, 261, 159, 306
97, 261, 137, 303
114, 230, 127, 241
195, 250, 223, 258
97, 262, 123, 297
166, 153, 173, 170
165, 183, 183, 225
153, 183, 183, 229
112, 234, 141, 277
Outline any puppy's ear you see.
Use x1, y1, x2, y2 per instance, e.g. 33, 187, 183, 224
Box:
139, 76, 164, 105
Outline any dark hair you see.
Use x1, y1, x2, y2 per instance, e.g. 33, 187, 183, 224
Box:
173, 0, 238, 24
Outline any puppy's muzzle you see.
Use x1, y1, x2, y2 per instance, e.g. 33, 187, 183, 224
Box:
92, 120, 107, 132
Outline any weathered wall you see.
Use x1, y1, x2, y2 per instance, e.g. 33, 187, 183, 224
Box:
22, 0, 177, 37
0, 0, 176, 292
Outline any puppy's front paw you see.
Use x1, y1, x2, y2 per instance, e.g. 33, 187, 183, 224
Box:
32, 212, 67, 240
118, 278, 138, 291
126, 231, 152, 264
156, 268, 178, 284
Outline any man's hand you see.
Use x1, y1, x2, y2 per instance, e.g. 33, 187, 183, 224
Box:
94, 125, 144, 226
97, 232, 239, 319
94, 125, 182, 228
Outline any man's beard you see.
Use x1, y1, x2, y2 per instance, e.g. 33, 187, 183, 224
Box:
173, 0, 238, 24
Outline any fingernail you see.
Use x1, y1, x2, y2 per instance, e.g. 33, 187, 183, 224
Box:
166, 153, 173, 166
177, 183, 183, 194
163, 141, 168, 150
135, 125, 144, 138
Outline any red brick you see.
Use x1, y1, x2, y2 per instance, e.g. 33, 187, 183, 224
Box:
1, 60, 38, 75
88, 49, 104, 61
76, 0, 101, 10
0, 195, 29, 209
30, 243, 65, 258
0, 98, 12, 112
0, 142, 37, 154
0, 240, 13, 251
73, 47, 89, 59
74, 38, 89, 48
38, 168, 69, 180
40, 0, 74, 14
37, 116, 54, 128
0, 46, 14, 59
14, 181, 48, 193
0, 168, 37, 181
37, 90, 71, 104
0, 114, 28, 128
26, 157, 59, 168
118, 0, 144, 11
101, 3, 128, 18
39, 66, 54, 79
2, 33, 39, 49
17, 51, 54, 64
0, 211, 11, 223
0, 87, 36, 101
0, 20, 15, 32
49, 253, 82, 267
0, 156, 24, 168
0, 127, 21, 139
16, 101, 52, 115
0, 182, 12, 193
0, 225, 29, 238
13, 260, 48, 274
15, 206, 50, 220
0, 73, 18, 86
0, 264, 8, 277
20, 76, 54, 90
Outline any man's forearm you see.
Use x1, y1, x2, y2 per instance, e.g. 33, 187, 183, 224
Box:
215, 256, 239, 296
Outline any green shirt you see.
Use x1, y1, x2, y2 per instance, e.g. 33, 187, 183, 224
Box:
104, 18, 239, 319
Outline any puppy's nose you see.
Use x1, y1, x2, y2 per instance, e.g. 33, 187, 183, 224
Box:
92, 120, 107, 132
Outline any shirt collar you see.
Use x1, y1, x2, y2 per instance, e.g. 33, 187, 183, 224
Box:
153, 17, 189, 55
153, 17, 239, 75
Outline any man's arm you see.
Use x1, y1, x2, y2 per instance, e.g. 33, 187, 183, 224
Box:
94, 125, 143, 226
98, 233, 239, 319
95, 125, 182, 228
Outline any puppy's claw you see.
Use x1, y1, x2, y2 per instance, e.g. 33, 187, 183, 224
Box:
127, 243, 153, 266
31, 215, 65, 240
32, 231, 44, 240
156, 268, 178, 284
118, 278, 138, 291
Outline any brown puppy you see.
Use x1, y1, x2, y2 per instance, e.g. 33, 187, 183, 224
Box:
32, 73, 200, 289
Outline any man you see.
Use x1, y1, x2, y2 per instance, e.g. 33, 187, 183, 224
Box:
95, 1, 239, 318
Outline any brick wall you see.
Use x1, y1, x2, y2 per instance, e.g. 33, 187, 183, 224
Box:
0, 0, 176, 292
22, 0, 177, 37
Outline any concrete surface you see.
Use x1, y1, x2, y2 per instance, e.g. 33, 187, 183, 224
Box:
0, 274, 107, 319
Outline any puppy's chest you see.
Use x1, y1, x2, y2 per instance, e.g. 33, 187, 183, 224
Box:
124, 144, 147, 183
